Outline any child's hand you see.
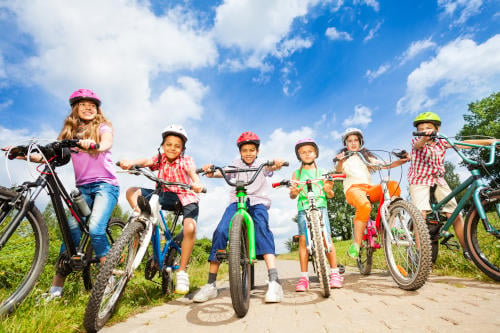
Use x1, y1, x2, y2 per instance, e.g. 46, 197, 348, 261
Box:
289, 185, 300, 198
201, 164, 215, 178
418, 129, 435, 143
323, 180, 335, 198
118, 159, 134, 170
191, 182, 204, 193
78, 139, 97, 150
335, 152, 346, 161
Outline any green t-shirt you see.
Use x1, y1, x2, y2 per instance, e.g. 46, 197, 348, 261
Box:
295, 167, 328, 211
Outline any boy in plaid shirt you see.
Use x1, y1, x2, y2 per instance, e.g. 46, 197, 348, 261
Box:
408, 112, 497, 259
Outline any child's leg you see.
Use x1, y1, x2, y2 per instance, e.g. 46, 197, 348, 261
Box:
179, 217, 196, 271
298, 236, 309, 272
346, 186, 371, 245
125, 187, 142, 211
448, 214, 465, 248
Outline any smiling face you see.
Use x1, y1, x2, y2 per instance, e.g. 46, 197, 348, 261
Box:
162, 135, 183, 162
76, 100, 98, 122
345, 134, 361, 151
297, 144, 317, 164
239, 143, 258, 165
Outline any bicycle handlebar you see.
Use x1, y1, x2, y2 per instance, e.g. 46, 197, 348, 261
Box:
3, 139, 99, 161
272, 173, 346, 188
199, 160, 289, 187
412, 131, 499, 166
116, 163, 207, 193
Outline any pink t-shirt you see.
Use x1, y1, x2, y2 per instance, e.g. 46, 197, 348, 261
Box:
71, 124, 119, 186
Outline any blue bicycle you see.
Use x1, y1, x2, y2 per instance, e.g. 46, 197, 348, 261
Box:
84, 165, 203, 332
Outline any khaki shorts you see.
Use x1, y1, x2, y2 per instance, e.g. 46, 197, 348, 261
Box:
409, 183, 458, 213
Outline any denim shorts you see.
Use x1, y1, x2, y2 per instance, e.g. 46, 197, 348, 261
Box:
140, 188, 199, 221
297, 207, 331, 236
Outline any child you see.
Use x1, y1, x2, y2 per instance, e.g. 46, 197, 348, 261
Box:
335, 128, 410, 259
44, 89, 120, 300
119, 124, 204, 294
408, 111, 497, 259
289, 138, 342, 290
193, 131, 286, 303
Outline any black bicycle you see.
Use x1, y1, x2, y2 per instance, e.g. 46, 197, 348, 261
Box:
0, 139, 125, 315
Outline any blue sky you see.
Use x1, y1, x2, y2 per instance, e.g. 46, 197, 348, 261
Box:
1, 0, 499, 252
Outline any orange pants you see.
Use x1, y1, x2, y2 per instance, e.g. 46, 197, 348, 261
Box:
345, 181, 401, 222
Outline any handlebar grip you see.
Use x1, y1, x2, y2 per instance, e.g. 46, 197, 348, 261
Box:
196, 168, 204, 174
283, 161, 289, 167
115, 161, 121, 167
413, 131, 437, 137
201, 187, 207, 193
271, 182, 282, 188
332, 157, 339, 163
88, 143, 100, 150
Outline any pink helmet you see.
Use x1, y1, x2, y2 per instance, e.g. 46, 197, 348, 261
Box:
69, 89, 101, 107
295, 138, 319, 161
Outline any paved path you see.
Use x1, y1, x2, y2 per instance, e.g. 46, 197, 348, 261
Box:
102, 260, 500, 333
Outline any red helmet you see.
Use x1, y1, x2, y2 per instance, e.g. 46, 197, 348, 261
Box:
236, 131, 260, 149
69, 89, 101, 107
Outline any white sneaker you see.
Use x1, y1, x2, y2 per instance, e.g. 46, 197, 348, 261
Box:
175, 270, 190, 294
193, 283, 218, 303
265, 281, 283, 303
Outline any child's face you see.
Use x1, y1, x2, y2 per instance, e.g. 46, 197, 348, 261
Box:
416, 122, 439, 132
239, 143, 258, 164
77, 101, 98, 121
162, 135, 183, 161
346, 135, 361, 151
297, 144, 317, 164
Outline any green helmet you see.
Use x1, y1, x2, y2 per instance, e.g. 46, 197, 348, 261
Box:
413, 112, 441, 127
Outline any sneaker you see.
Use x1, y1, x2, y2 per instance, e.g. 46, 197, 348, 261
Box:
175, 270, 190, 294
265, 280, 283, 303
39, 289, 62, 303
295, 277, 310, 292
347, 243, 360, 259
329, 272, 343, 288
193, 283, 218, 303
463, 250, 472, 261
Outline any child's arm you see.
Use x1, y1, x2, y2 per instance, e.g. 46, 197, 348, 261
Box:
118, 157, 155, 170
200, 164, 223, 178
289, 172, 300, 199
266, 159, 286, 171
186, 166, 204, 193
334, 152, 347, 172
323, 180, 335, 199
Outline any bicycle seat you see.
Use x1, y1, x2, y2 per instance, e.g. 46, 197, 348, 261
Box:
137, 195, 152, 218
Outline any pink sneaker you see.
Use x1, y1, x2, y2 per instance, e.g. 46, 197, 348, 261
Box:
329, 272, 343, 288
295, 277, 310, 292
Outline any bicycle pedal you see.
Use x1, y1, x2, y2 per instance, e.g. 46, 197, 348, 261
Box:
216, 250, 228, 262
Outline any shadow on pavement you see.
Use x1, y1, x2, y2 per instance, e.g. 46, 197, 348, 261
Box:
342, 272, 423, 297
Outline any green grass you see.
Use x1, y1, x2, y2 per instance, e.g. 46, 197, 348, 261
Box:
1, 238, 225, 333
277, 239, 494, 282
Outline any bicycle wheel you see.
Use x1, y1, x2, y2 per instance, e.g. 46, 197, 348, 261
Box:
0, 187, 49, 316
228, 214, 251, 317
383, 200, 432, 290
162, 246, 180, 295
84, 221, 144, 332
309, 209, 330, 298
464, 190, 500, 281
83, 218, 126, 291
357, 241, 373, 275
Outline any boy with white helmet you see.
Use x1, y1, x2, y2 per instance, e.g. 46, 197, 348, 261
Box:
119, 124, 204, 294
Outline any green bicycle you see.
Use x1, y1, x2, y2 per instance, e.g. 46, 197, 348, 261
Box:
413, 131, 500, 281
197, 160, 288, 317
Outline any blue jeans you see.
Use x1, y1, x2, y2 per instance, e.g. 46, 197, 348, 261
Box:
61, 182, 119, 258
297, 207, 331, 236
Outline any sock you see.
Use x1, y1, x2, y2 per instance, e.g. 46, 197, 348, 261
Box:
331, 267, 339, 274
208, 272, 217, 285
268, 268, 279, 283
300, 271, 309, 279
50, 286, 63, 295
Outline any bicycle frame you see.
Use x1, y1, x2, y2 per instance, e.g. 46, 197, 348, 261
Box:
230, 189, 257, 263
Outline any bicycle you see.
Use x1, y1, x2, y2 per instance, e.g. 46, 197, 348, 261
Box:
334, 150, 432, 290
272, 173, 346, 297
413, 131, 500, 281
83, 165, 204, 332
0, 139, 125, 315
197, 160, 288, 317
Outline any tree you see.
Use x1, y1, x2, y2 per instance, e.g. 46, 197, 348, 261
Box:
443, 161, 470, 212
326, 182, 355, 241
458, 91, 500, 186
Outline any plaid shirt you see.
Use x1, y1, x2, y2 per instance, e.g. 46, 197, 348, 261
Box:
150, 154, 199, 206
408, 137, 447, 186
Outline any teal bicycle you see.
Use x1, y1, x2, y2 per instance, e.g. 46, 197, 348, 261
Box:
413, 131, 500, 281
197, 161, 288, 317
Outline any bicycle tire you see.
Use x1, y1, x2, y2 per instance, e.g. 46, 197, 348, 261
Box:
383, 200, 432, 290
464, 190, 500, 281
0, 187, 49, 316
228, 214, 251, 317
357, 241, 373, 275
83, 221, 144, 332
309, 209, 330, 298
83, 218, 126, 291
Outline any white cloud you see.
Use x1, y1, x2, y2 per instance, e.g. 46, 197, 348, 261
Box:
325, 27, 353, 41
363, 21, 382, 42
397, 35, 500, 114
342, 104, 373, 127
354, 0, 380, 11
331, 130, 342, 140
438, 0, 483, 25
399, 37, 437, 65
365, 63, 390, 81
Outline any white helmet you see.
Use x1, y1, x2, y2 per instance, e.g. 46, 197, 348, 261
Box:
161, 124, 188, 146
342, 127, 364, 147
